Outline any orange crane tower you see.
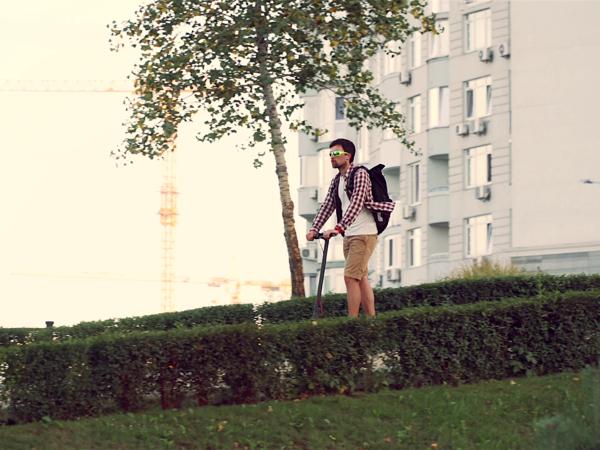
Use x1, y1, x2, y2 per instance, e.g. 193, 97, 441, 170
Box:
158, 148, 177, 312
0, 79, 178, 312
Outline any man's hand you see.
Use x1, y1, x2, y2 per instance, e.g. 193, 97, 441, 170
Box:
323, 229, 338, 240
306, 230, 318, 241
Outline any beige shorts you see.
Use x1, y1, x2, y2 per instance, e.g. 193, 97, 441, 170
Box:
343, 235, 378, 280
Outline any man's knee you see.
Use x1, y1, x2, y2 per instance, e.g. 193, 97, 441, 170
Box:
344, 275, 360, 285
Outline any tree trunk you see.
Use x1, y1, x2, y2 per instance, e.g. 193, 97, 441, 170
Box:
256, 36, 305, 298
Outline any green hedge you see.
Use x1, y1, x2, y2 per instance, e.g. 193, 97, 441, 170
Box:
3, 274, 600, 348
1, 290, 598, 424
0, 304, 255, 347
0, 329, 38, 347
255, 273, 600, 323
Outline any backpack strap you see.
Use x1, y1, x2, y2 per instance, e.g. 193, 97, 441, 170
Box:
346, 165, 368, 196
333, 173, 343, 226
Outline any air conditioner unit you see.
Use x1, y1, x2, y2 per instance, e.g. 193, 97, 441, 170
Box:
301, 248, 317, 260
399, 70, 412, 85
498, 41, 511, 58
402, 205, 416, 220
475, 185, 491, 201
455, 122, 469, 136
479, 47, 493, 63
471, 118, 487, 135
386, 268, 402, 282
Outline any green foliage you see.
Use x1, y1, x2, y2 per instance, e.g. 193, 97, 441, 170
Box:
0, 304, 254, 347
3, 274, 600, 347
1, 290, 598, 424
0, 328, 40, 347
533, 365, 600, 450
109, 0, 435, 163
257, 273, 600, 323
445, 258, 527, 280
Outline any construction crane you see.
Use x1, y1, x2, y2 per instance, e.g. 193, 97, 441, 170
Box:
2, 79, 295, 318
1, 78, 178, 312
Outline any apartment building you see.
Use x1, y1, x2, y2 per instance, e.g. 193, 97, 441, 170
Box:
297, 0, 600, 295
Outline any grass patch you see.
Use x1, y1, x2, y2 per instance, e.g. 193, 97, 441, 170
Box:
0, 370, 593, 450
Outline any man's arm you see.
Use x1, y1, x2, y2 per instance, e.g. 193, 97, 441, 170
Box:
309, 178, 336, 234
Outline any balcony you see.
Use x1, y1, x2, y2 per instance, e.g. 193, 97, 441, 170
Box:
427, 186, 449, 225
297, 186, 319, 219
428, 252, 450, 281
388, 201, 403, 228
298, 132, 320, 156
427, 127, 449, 158
379, 140, 402, 170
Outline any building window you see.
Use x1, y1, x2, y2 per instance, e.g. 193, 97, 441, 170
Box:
383, 102, 401, 140
384, 235, 401, 269
300, 155, 319, 187
356, 126, 370, 163
408, 162, 420, 204
430, 0, 450, 13
465, 9, 491, 53
465, 144, 492, 188
465, 76, 491, 119
408, 95, 422, 134
429, 20, 449, 58
335, 96, 345, 120
465, 214, 492, 257
428, 86, 449, 128
383, 41, 402, 76
409, 32, 422, 69
407, 228, 422, 267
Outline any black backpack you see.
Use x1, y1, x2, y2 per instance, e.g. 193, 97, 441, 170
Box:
333, 164, 393, 235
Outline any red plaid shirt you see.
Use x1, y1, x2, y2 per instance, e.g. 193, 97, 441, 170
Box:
310, 165, 396, 234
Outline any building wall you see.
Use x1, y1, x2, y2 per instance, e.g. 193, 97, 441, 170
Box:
298, 0, 600, 295
510, 0, 600, 252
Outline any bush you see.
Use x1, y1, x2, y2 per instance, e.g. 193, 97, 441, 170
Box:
256, 273, 600, 323
0, 304, 255, 347
0, 329, 40, 347
3, 274, 600, 347
445, 258, 527, 280
1, 290, 598, 424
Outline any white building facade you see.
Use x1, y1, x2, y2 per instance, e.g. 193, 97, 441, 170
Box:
298, 0, 600, 295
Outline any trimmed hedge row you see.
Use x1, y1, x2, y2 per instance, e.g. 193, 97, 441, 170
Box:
0, 304, 255, 347
0, 329, 37, 348
255, 273, 600, 322
1, 290, 598, 424
2, 274, 600, 348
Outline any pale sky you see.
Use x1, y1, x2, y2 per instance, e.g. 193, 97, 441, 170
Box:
0, 1, 305, 327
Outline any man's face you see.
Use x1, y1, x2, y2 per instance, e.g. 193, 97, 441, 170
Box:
329, 144, 350, 168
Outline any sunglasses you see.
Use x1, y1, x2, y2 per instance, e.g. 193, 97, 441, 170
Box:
329, 150, 349, 158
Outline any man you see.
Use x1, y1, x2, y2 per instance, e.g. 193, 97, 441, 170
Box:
306, 138, 395, 317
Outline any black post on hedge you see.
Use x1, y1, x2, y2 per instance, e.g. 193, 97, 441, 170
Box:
45, 321, 54, 328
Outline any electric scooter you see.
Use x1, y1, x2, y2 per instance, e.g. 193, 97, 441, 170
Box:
312, 232, 332, 319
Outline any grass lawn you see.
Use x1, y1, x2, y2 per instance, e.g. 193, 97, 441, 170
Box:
0, 370, 590, 450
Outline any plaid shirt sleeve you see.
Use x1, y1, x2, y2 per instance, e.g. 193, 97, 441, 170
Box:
309, 177, 336, 233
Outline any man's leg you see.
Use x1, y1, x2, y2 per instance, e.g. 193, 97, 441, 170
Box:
344, 276, 362, 318
359, 275, 375, 317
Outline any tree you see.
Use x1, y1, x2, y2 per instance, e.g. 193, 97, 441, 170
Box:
110, 0, 434, 297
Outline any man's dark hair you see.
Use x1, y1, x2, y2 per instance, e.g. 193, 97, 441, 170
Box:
329, 138, 356, 162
